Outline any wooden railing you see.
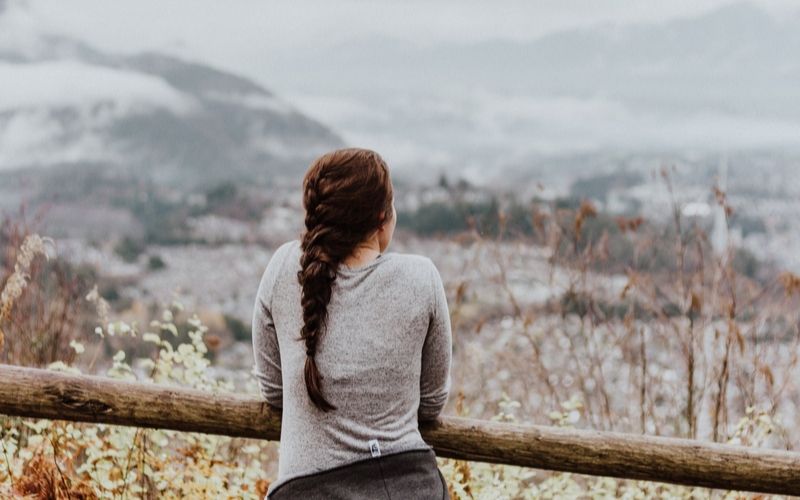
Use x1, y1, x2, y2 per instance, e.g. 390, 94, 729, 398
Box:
0, 364, 798, 495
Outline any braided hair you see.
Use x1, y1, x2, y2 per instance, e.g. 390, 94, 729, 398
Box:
298, 148, 393, 411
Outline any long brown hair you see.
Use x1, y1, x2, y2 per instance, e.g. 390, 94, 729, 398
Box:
297, 148, 393, 411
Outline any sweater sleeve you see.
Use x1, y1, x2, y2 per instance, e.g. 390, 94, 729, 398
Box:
418, 259, 453, 421
251, 243, 291, 409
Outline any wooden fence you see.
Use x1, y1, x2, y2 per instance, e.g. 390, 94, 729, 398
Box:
0, 364, 798, 495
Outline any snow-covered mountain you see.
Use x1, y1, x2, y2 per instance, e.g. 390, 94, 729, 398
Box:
0, 33, 343, 186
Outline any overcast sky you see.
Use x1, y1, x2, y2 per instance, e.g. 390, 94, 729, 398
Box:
12, 1, 800, 45
6, 1, 799, 76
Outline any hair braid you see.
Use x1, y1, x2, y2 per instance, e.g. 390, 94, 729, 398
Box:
296, 148, 393, 412
298, 227, 337, 411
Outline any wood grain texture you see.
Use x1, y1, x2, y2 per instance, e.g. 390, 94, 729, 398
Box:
1, 364, 798, 495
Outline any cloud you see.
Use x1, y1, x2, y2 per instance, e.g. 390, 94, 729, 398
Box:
0, 60, 196, 114
463, 91, 800, 153
0, 108, 120, 168
0, 59, 196, 169
288, 87, 800, 176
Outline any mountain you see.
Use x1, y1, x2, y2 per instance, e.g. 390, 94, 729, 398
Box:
262, 2, 800, 176
283, 2, 800, 110
0, 34, 344, 188
2, 1, 798, 191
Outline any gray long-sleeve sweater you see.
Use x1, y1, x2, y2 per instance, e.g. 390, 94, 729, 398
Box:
252, 239, 452, 495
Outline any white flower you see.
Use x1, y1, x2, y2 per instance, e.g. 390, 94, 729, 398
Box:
143, 332, 161, 343
69, 339, 85, 354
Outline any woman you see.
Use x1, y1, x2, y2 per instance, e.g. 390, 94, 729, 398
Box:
252, 148, 453, 499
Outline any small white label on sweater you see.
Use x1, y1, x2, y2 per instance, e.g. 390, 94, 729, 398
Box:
368, 439, 381, 457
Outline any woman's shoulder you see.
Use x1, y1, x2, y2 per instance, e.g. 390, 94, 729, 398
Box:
276, 238, 302, 255
388, 250, 433, 267
261, 239, 301, 278
270, 239, 302, 266
384, 250, 440, 282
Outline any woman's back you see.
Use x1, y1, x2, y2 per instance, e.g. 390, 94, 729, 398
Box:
252, 239, 452, 495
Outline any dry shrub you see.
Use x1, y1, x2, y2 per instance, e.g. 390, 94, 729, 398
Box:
1, 218, 94, 367
14, 453, 97, 500
1, 290, 276, 498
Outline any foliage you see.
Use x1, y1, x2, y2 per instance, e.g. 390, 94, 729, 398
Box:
224, 314, 251, 342
1, 222, 96, 367
1, 301, 274, 499
443, 170, 798, 462
147, 255, 166, 271
436, 393, 778, 499
114, 237, 146, 264
570, 170, 644, 202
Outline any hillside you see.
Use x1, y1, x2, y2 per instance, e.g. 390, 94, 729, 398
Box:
0, 34, 344, 189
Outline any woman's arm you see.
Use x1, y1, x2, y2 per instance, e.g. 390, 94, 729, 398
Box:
252, 244, 291, 410
418, 260, 453, 421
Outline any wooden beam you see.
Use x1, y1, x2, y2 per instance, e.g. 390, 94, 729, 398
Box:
0, 364, 798, 495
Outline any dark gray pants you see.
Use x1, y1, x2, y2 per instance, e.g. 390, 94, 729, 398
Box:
268, 448, 450, 500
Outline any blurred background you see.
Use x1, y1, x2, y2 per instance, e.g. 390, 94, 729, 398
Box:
2, 0, 800, 485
